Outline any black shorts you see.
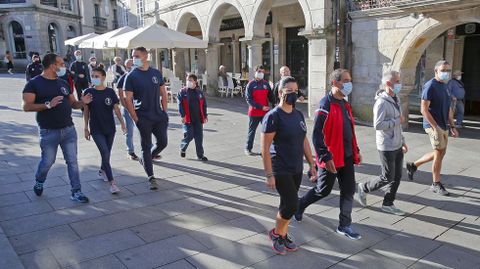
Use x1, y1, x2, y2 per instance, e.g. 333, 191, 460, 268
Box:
275, 173, 303, 220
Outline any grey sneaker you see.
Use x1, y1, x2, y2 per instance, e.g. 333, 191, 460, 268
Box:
430, 182, 450, 196
148, 176, 158, 190
381, 205, 405, 216
268, 229, 286, 255
355, 183, 367, 207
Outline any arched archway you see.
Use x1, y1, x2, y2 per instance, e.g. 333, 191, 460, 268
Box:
8, 21, 26, 59
47, 23, 61, 53
157, 19, 169, 28
390, 6, 480, 121
248, 0, 312, 39
175, 11, 205, 76
206, 0, 247, 42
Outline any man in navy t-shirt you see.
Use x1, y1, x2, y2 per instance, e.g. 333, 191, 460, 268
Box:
124, 46, 169, 190
70, 50, 91, 102
22, 53, 93, 203
406, 60, 459, 196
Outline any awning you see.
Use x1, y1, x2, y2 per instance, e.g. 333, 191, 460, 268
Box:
64, 33, 99, 46
79, 26, 135, 49
106, 24, 208, 49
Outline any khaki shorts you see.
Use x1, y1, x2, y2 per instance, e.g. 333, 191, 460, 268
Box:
425, 127, 448, 150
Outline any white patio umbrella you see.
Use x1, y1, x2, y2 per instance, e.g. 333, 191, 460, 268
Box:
79, 26, 135, 49
64, 33, 99, 46
106, 24, 208, 49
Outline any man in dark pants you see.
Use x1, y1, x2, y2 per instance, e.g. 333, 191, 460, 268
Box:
124, 46, 169, 190
295, 69, 362, 240
355, 70, 408, 216
26, 54, 43, 81
69, 50, 90, 101
245, 65, 274, 156
178, 74, 208, 161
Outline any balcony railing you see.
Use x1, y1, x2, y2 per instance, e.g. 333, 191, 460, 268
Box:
94, 16, 108, 31
40, 0, 73, 11
348, 0, 399, 11
0, 0, 26, 4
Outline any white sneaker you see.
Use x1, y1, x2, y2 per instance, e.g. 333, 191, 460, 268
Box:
110, 183, 120, 194
98, 170, 108, 182
381, 205, 405, 216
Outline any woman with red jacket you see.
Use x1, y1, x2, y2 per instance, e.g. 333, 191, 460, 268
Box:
178, 74, 208, 161
295, 69, 363, 240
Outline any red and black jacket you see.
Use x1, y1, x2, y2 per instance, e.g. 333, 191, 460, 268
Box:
245, 79, 274, 117
177, 86, 207, 124
313, 93, 360, 169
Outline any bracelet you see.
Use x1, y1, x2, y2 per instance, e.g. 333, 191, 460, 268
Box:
265, 173, 273, 178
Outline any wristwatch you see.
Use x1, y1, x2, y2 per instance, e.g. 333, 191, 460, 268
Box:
45, 101, 51, 109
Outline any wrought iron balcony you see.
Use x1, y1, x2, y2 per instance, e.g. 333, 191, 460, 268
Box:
94, 16, 108, 31
40, 0, 57, 7
0, 0, 26, 4
39, 0, 72, 11
348, 0, 474, 12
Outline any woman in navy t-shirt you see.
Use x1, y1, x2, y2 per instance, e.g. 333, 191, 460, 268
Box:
261, 76, 317, 255
83, 67, 126, 194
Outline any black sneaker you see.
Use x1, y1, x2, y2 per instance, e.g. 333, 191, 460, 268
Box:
33, 181, 44, 196
198, 156, 208, 161
148, 176, 158, 190
430, 182, 450, 196
284, 233, 298, 252
128, 152, 139, 160
180, 151, 186, 158
406, 162, 417, 181
70, 190, 89, 203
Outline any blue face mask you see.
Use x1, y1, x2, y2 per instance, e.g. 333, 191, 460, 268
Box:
393, 83, 402, 95
439, 72, 450, 81
341, 82, 353, 96
133, 58, 143, 67
56, 67, 66, 77
91, 78, 102, 86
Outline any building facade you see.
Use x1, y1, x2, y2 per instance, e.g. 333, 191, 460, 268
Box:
348, 0, 480, 123
0, 0, 133, 69
142, 0, 335, 117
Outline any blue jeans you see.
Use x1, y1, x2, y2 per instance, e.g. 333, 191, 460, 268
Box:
454, 100, 464, 126
92, 132, 115, 181
123, 107, 135, 154
245, 116, 263, 151
35, 125, 81, 192
180, 122, 204, 158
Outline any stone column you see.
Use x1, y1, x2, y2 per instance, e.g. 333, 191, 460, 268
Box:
205, 44, 220, 94
231, 40, 239, 74
246, 40, 264, 80
197, 48, 206, 74
301, 31, 332, 118
399, 85, 415, 130
173, 48, 186, 80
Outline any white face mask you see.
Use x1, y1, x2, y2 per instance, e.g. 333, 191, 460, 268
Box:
255, 72, 264, 80
456, 76, 462, 81
186, 81, 195, 89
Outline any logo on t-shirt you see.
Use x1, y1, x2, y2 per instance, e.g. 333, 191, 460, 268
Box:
133, 99, 142, 110
300, 121, 307, 132
105, 97, 112, 106
60, 87, 69, 96
152, 76, 159, 84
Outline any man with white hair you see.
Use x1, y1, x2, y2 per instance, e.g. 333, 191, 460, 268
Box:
355, 70, 408, 215
218, 65, 228, 86
406, 60, 459, 196
111, 56, 126, 84
273, 66, 305, 105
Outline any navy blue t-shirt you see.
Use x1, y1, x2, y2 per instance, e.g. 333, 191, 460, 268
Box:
422, 78, 451, 130
116, 73, 127, 89
124, 67, 167, 122
262, 107, 307, 175
84, 87, 119, 135
23, 76, 73, 129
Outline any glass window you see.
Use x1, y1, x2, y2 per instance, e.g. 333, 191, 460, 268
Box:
8, 21, 26, 59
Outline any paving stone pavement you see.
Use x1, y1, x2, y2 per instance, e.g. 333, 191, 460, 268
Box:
0, 74, 479, 269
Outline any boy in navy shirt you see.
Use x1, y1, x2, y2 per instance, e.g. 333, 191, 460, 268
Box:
407, 60, 459, 196
177, 74, 208, 161
124, 47, 169, 190
83, 67, 126, 194
22, 53, 92, 203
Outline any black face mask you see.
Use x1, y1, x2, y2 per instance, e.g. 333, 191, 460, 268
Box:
284, 92, 298, 105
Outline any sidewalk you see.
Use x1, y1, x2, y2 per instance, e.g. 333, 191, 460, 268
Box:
0, 75, 479, 269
